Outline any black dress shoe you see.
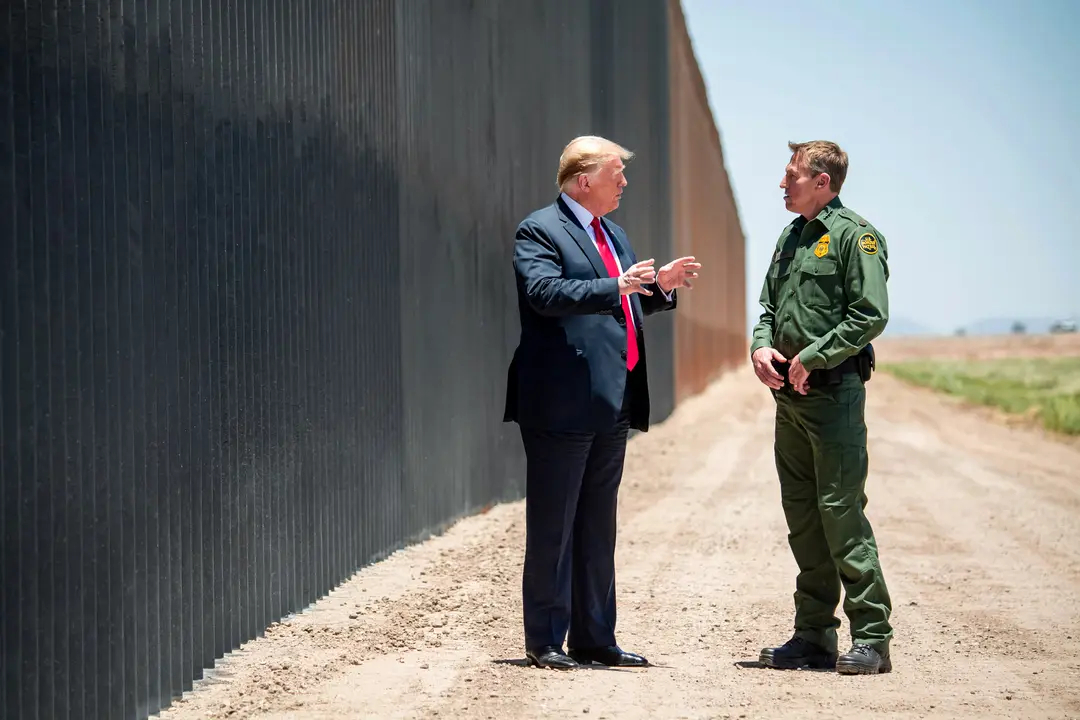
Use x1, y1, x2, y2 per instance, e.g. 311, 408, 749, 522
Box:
568, 645, 649, 667
526, 645, 579, 670
759, 636, 838, 670
836, 643, 891, 675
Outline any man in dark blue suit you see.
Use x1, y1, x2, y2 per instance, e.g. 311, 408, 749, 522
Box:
504, 136, 701, 669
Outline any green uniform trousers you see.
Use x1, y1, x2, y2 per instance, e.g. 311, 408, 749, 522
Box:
772, 373, 893, 653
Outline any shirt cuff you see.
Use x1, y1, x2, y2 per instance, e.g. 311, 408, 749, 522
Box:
798, 344, 826, 371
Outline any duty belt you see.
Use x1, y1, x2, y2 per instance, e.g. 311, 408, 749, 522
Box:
773, 346, 874, 391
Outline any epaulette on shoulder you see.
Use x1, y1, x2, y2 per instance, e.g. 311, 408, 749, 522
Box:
838, 208, 869, 227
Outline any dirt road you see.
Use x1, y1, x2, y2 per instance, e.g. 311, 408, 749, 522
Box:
160, 356, 1080, 720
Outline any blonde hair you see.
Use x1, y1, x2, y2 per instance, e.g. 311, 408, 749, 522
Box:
557, 135, 634, 191
788, 140, 848, 192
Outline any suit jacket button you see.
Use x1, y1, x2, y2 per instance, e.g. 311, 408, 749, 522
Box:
617, 316, 626, 326
620, 350, 628, 359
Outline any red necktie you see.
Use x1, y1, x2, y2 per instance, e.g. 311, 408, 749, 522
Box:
591, 216, 639, 371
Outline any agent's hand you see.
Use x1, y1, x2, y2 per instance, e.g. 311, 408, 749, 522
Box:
752, 347, 787, 390
788, 354, 810, 395
619, 259, 657, 296
656, 256, 701, 292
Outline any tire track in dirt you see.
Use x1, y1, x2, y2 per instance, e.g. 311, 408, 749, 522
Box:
159, 364, 1080, 720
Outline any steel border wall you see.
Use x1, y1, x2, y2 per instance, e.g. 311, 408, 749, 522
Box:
668, 0, 748, 401
0, 2, 744, 718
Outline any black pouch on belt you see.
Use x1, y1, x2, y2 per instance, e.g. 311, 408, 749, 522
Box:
857, 343, 875, 382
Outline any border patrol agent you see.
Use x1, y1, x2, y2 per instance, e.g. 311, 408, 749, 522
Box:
750, 140, 894, 675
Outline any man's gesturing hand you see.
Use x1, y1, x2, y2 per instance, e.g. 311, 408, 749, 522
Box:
619, 258, 657, 296
752, 347, 787, 390
656, 256, 701, 292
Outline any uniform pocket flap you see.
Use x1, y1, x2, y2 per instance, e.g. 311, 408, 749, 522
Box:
769, 260, 792, 278
801, 258, 839, 276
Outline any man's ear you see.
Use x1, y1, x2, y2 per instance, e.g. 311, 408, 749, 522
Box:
816, 172, 831, 191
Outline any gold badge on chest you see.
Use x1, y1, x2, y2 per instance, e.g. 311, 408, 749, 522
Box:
814, 234, 830, 258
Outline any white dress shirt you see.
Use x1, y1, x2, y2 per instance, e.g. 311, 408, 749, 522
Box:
560, 192, 672, 331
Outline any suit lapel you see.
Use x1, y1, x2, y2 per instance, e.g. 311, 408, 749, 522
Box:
557, 197, 608, 279
602, 218, 634, 275
555, 198, 645, 327
600, 218, 644, 326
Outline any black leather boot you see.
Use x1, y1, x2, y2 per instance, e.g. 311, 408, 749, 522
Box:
836, 643, 892, 675
759, 636, 838, 670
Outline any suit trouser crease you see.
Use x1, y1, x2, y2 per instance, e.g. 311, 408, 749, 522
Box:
568, 422, 627, 648
773, 378, 893, 653
520, 380, 632, 652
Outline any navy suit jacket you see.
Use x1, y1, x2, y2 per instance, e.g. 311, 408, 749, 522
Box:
503, 196, 676, 433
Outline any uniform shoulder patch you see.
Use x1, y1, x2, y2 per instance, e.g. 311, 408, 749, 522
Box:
858, 232, 879, 255
814, 233, 830, 257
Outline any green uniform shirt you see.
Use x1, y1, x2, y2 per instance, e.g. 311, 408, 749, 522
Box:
750, 196, 889, 372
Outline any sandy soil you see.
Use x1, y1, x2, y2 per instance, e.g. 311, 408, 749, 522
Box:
159, 339, 1080, 720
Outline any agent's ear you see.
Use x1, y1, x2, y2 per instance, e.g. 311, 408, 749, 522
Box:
816, 172, 831, 191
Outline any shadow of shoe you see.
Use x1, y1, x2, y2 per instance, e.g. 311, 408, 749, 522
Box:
490, 657, 636, 672
570, 662, 645, 671
735, 659, 833, 672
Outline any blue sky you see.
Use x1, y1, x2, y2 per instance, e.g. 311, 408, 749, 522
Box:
681, 0, 1079, 335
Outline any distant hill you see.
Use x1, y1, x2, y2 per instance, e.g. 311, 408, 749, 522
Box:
957, 317, 1068, 336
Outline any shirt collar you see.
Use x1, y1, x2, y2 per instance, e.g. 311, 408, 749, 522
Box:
560, 192, 597, 232
794, 195, 844, 232
813, 195, 845, 225
819, 195, 844, 220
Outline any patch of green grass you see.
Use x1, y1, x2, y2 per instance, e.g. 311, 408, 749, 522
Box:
881, 357, 1080, 435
